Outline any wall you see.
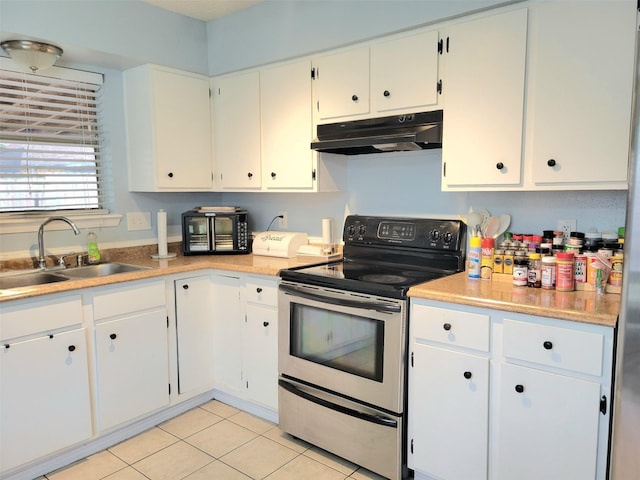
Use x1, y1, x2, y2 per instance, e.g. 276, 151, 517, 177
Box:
0, 0, 629, 259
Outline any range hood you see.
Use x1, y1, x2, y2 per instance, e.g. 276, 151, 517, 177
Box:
311, 110, 443, 155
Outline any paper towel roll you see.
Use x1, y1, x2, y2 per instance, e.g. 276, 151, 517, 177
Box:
322, 218, 333, 253
157, 210, 168, 257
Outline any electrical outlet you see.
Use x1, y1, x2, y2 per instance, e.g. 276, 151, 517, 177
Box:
127, 211, 152, 231
557, 219, 577, 242
278, 211, 288, 229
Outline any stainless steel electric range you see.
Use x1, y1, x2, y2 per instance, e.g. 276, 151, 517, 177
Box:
278, 215, 466, 480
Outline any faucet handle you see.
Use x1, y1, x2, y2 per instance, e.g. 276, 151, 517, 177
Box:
58, 252, 76, 268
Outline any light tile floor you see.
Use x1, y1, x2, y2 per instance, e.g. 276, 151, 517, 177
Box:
40, 399, 388, 480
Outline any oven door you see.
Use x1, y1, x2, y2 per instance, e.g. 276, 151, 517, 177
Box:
278, 281, 407, 414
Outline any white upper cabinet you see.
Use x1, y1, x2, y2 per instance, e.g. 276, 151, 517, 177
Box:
124, 65, 213, 192
525, 1, 635, 189
260, 60, 315, 190
440, 8, 528, 189
312, 47, 370, 122
211, 71, 262, 190
371, 30, 440, 114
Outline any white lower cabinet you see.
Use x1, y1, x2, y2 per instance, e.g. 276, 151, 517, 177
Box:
495, 363, 601, 480
91, 280, 169, 432
243, 276, 279, 410
211, 272, 244, 396
175, 274, 215, 396
409, 299, 613, 480
0, 294, 92, 474
409, 304, 490, 480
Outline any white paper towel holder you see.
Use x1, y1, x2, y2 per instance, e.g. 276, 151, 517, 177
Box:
151, 252, 177, 260
152, 209, 177, 260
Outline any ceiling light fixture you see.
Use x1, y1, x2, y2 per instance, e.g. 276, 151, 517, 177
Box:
1, 39, 63, 73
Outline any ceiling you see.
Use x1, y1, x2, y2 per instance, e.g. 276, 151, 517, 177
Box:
141, 0, 264, 21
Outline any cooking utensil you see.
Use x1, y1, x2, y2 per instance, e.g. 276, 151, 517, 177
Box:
466, 211, 482, 237
484, 216, 500, 239
495, 214, 511, 239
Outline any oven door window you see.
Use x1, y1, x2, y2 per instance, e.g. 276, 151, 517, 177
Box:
213, 216, 233, 251
290, 303, 384, 382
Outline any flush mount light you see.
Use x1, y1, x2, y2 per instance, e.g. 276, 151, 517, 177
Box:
1, 39, 63, 73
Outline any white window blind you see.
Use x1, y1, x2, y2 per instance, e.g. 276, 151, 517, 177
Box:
0, 66, 106, 213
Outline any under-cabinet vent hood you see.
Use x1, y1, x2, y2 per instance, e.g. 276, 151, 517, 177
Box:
311, 110, 443, 155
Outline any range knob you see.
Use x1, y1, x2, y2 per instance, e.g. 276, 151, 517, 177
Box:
430, 229, 440, 242
443, 231, 453, 244
346, 224, 356, 236
358, 225, 367, 236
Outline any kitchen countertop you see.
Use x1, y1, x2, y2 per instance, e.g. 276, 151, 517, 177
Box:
408, 272, 620, 328
0, 252, 331, 303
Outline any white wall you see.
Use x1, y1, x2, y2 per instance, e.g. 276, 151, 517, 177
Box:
0, 0, 629, 258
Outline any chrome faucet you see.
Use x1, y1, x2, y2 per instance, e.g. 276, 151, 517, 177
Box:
38, 216, 80, 269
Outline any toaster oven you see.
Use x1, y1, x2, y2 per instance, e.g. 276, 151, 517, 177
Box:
181, 208, 249, 255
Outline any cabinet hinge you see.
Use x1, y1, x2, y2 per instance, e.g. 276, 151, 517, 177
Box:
209, 88, 211, 98
312, 169, 317, 181
166, 316, 169, 328
446, 36, 450, 53
168, 383, 171, 395
443, 161, 447, 178
437, 79, 443, 95
246, 380, 249, 389
311, 67, 316, 80
437, 38, 443, 55
600, 395, 607, 415
410, 438, 414, 454
411, 351, 414, 367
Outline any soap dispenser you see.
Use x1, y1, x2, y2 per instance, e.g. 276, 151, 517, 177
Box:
87, 231, 101, 264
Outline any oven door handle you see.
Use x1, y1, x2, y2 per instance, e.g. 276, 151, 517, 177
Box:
279, 284, 401, 313
278, 379, 398, 428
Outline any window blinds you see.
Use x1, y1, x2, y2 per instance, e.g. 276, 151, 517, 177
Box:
0, 67, 105, 212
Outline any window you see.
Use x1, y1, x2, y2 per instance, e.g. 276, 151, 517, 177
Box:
0, 64, 106, 213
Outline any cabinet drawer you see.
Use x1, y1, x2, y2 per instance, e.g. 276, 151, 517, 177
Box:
93, 280, 166, 320
411, 304, 490, 352
245, 277, 278, 306
0, 294, 83, 341
502, 319, 604, 376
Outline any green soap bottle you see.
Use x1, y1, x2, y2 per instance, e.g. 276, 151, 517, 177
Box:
87, 231, 101, 264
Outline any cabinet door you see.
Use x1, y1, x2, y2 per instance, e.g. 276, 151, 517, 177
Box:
95, 310, 169, 431
261, 60, 315, 190
211, 273, 244, 395
495, 363, 601, 480
211, 71, 262, 190
153, 69, 213, 189
409, 343, 489, 480
1, 329, 92, 471
371, 30, 439, 114
244, 303, 278, 409
527, 1, 635, 187
312, 47, 370, 122
441, 9, 527, 188
175, 275, 215, 395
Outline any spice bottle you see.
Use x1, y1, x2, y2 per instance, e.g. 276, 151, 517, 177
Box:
513, 252, 528, 286
527, 253, 542, 288
481, 237, 495, 280
503, 249, 515, 275
493, 249, 504, 274
556, 252, 575, 292
541, 256, 556, 290
610, 253, 624, 287
468, 237, 482, 279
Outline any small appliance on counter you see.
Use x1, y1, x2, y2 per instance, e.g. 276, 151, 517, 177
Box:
181, 207, 249, 255
252, 231, 308, 258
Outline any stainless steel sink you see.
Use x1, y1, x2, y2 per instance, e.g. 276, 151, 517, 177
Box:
61, 262, 150, 278
0, 271, 69, 290
0, 263, 150, 290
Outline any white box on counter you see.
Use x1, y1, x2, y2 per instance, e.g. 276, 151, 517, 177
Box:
252, 231, 308, 258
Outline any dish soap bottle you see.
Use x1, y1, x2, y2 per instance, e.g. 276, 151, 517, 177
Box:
87, 231, 101, 264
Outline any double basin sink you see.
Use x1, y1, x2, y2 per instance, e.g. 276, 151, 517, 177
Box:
0, 263, 150, 290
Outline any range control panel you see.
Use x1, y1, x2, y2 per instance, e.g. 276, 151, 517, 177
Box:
343, 215, 465, 251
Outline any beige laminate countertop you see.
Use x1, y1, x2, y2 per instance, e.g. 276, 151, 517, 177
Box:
0, 253, 331, 303
408, 272, 620, 328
